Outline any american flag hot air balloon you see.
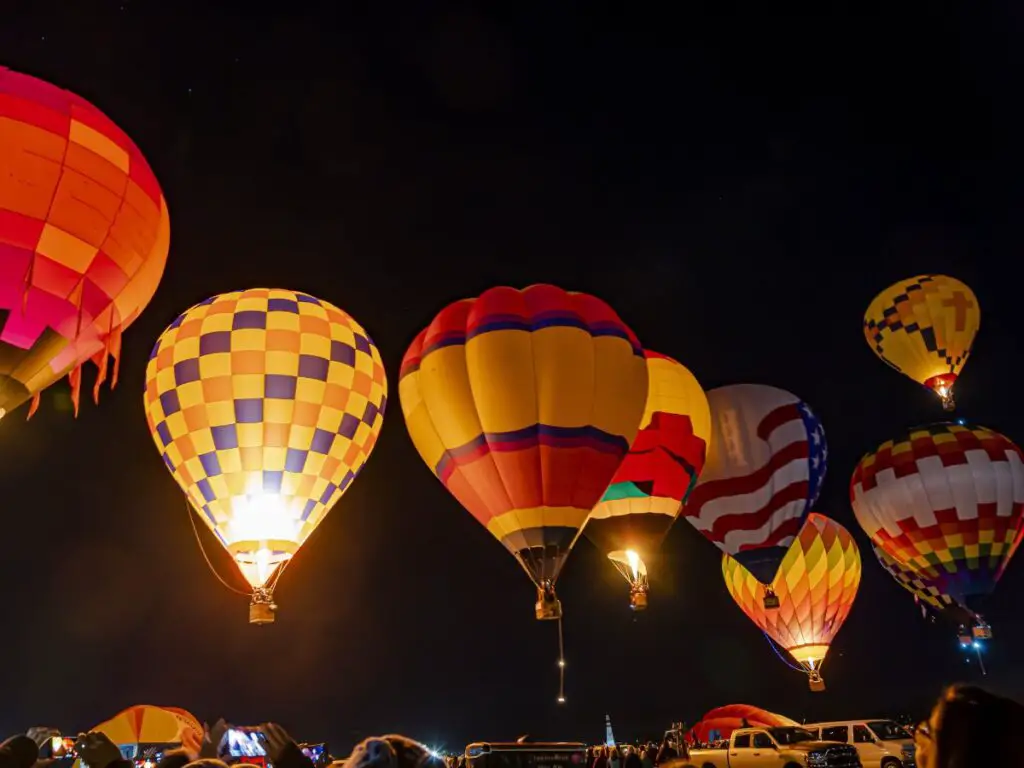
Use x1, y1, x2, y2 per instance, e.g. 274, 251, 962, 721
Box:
685, 384, 827, 605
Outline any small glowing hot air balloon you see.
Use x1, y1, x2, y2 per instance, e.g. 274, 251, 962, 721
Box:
584, 351, 710, 610
851, 421, 1024, 637
863, 275, 979, 410
399, 284, 648, 622
0, 67, 170, 419
144, 289, 387, 624
722, 513, 861, 691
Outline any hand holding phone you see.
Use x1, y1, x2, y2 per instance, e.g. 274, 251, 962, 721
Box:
225, 728, 267, 758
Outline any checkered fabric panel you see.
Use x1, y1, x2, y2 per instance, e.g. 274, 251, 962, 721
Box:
143, 288, 387, 553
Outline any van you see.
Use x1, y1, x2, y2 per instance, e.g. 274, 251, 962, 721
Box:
805, 721, 914, 768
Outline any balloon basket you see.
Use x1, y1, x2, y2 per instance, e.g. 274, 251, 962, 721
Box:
536, 589, 562, 621
249, 591, 277, 625
763, 591, 780, 610
630, 588, 649, 611
808, 671, 825, 693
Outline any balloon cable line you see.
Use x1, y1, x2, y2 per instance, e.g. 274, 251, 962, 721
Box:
185, 500, 249, 596
762, 631, 805, 673
557, 615, 566, 702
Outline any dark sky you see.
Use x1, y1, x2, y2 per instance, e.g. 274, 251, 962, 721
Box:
2, 0, 1023, 755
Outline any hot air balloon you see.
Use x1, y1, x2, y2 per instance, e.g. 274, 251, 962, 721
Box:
89, 705, 200, 756
399, 284, 648, 622
0, 67, 170, 419
863, 275, 979, 411
722, 513, 861, 691
685, 384, 827, 607
584, 351, 710, 610
850, 422, 1024, 638
144, 288, 387, 624
688, 705, 798, 744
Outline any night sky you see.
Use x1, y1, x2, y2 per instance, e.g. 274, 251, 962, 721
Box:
2, 0, 1023, 756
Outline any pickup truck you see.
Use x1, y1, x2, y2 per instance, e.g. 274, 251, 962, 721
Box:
684, 726, 862, 768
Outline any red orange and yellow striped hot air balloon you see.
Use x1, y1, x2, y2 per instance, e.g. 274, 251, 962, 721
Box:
850, 422, 1024, 638
144, 289, 387, 623
863, 275, 980, 411
399, 285, 649, 622
0, 67, 170, 419
583, 351, 711, 610
722, 513, 861, 691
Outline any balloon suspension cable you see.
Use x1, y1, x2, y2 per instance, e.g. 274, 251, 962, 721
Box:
762, 632, 805, 673
975, 644, 987, 676
185, 500, 249, 596
557, 616, 566, 704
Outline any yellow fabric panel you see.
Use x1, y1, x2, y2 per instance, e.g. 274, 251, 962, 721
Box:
643, 355, 712, 445
864, 274, 979, 385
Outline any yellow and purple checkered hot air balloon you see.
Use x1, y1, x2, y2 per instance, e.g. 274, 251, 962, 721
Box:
863, 275, 980, 411
0, 67, 170, 419
722, 513, 861, 691
583, 351, 711, 611
399, 284, 649, 622
851, 422, 1024, 638
144, 288, 387, 624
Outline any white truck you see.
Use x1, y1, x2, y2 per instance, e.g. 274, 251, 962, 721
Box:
684, 726, 862, 768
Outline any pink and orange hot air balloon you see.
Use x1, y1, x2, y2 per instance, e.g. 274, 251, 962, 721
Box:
722, 513, 861, 691
0, 67, 169, 419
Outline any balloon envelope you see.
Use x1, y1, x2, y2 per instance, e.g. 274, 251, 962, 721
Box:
0, 67, 170, 417
685, 384, 827, 584
144, 288, 387, 590
399, 284, 648, 591
851, 422, 1024, 608
585, 351, 710, 580
722, 513, 861, 673
863, 275, 979, 409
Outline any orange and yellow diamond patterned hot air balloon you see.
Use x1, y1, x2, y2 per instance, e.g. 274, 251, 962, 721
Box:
583, 351, 710, 610
0, 67, 170, 420
144, 289, 387, 624
722, 512, 861, 691
863, 275, 979, 411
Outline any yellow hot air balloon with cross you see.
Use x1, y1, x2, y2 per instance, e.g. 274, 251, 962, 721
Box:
144, 288, 387, 623
863, 275, 979, 410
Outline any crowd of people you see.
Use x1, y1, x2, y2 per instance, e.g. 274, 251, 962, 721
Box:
3, 685, 1023, 768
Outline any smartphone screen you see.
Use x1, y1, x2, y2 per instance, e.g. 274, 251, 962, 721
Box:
45, 737, 78, 759
226, 729, 267, 758
301, 745, 325, 764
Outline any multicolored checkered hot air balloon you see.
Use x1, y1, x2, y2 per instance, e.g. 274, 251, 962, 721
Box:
144, 289, 387, 624
722, 513, 861, 691
0, 67, 170, 419
399, 284, 649, 622
850, 422, 1024, 636
684, 384, 827, 606
583, 351, 710, 610
863, 275, 979, 411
